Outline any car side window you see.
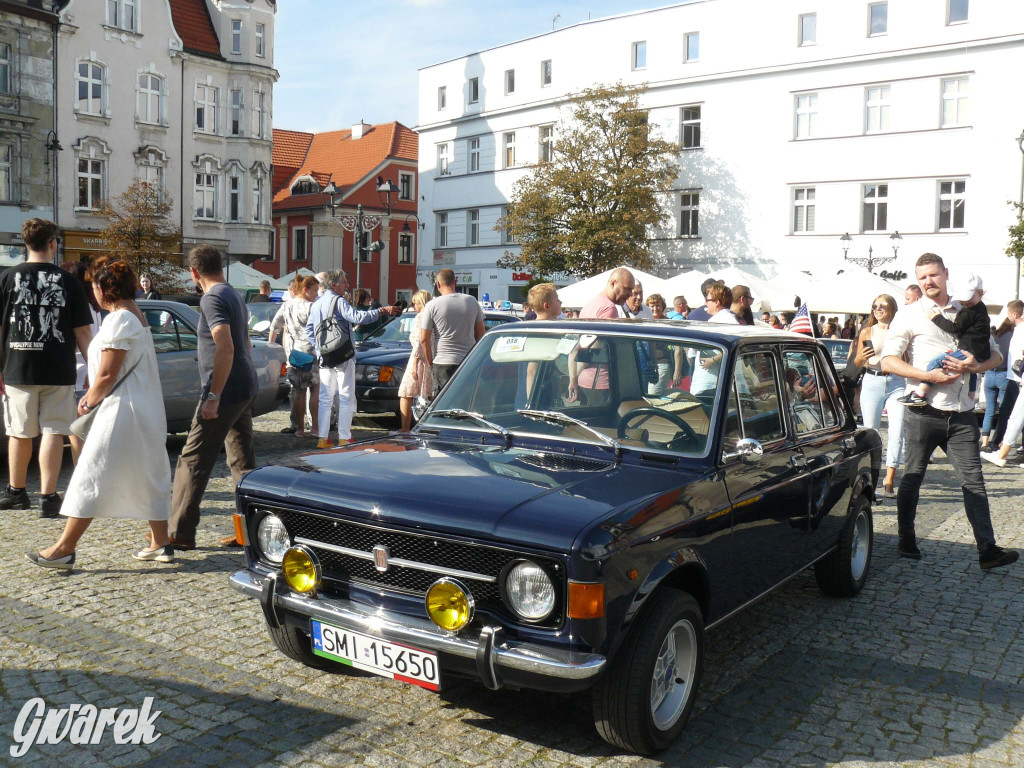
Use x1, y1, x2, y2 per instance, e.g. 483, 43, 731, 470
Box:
175, 315, 198, 351
783, 350, 839, 434
145, 310, 180, 353
732, 352, 785, 444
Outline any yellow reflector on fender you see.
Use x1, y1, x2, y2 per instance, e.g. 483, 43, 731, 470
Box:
282, 546, 321, 594
568, 582, 604, 619
425, 578, 474, 631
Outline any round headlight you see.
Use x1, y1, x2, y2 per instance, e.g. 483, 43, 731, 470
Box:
425, 578, 474, 632
256, 514, 291, 564
505, 561, 555, 620
282, 546, 321, 594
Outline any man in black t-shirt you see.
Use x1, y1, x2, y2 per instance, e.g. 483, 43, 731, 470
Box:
0, 219, 93, 515
168, 245, 259, 549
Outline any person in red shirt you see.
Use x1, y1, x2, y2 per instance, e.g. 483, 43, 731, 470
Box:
569, 268, 635, 403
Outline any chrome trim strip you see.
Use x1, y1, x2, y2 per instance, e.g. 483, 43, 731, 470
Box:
294, 536, 498, 584
229, 570, 604, 681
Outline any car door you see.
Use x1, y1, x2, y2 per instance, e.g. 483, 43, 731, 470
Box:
722, 348, 813, 605
782, 347, 856, 560
143, 307, 201, 430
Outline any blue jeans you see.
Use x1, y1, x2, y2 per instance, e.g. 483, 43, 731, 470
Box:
924, 350, 976, 392
982, 370, 1008, 436
897, 406, 996, 552
859, 372, 905, 468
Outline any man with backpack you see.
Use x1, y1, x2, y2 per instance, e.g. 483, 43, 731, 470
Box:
306, 270, 399, 449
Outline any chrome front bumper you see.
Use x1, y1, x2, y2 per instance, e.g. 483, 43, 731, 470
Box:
229, 570, 606, 686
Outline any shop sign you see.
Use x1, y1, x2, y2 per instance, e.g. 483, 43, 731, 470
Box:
512, 272, 533, 282
455, 271, 476, 285
432, 250, 456, 266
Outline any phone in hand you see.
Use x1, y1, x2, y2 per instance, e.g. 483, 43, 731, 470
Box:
862, 340, 874, 352
392, 298, 407, 312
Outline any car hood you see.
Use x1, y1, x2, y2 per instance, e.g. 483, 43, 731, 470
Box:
239, 435, 702, 552
355, 345, 410, 364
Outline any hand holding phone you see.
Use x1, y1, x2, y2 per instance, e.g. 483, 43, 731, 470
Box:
862, 340, 874, 352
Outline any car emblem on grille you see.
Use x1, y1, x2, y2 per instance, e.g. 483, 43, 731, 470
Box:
372, 544, 390, 573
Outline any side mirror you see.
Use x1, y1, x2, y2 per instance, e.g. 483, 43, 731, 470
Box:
722, 437, 763, 465
412, 395, 430, 424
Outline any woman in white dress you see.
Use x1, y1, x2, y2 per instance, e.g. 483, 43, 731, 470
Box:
397, 290, 436, 432
27, 260, 173, 570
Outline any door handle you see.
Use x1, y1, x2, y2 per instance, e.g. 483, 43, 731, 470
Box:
790, 454, 808, 470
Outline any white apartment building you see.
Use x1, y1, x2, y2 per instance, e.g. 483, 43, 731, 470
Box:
56, 0, 277, 269
417, 0, 1024, 304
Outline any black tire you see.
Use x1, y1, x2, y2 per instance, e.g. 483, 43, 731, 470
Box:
814, 494, 872, 597
592, 590, 704, 755
267, 622, 337, 671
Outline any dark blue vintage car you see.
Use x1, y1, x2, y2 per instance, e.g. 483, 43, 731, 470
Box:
229, 320, 881, 754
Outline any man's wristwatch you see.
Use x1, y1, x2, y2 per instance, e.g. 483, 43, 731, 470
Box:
205, 392, 220, 402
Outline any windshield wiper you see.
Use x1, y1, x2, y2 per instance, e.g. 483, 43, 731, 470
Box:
429, 409, 512, 448
517, 409, 622, 460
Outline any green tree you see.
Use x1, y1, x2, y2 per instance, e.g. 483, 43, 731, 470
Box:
497, 83, 680, 278
1007, 200, 1024, 298
97, 179, 183, 287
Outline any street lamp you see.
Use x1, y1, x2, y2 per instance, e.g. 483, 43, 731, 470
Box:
1016, 130, 1024, 299
323, 180, 382, 292
839, 231, 899, 273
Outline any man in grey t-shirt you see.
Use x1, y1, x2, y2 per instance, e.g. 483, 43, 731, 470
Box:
420, 269, 485, 396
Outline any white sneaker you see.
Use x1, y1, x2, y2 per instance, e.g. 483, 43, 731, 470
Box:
981, 452, 1007, 468
133, 545, 174, 563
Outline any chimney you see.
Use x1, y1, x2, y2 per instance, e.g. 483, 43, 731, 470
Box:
351, 120, 371, 140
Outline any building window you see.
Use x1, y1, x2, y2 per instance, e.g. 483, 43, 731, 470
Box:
196, 84, 218, 133
468, 209, 480, 245
252, 174, 264, 223
862, 183, 888, 232
632, 41, 646, 70
228, 175, 241, 222
503, 132, 516, 169
793, 187, 816, 232
938, 180, 966, 230
680, 106, 701, 148
194, 172, 217, 219
869, 2, 888, 35
230, 89, 242, 136
865, 85, 890, 133
468, 77, 479, 104
0, 145, 11, 202
136, 149, 165, 200
684, 32, 699, 62
437, 143, 450, 175
799, 13, 816, 45
399, 233, 413, 264
679, 191, 699, 237
437, 86, 446, 110
538, 125, 555, 162
231, 20, 242, 55
107, 0, 136, 31
941, 77, 968, 127
252, 90, 267, 139
77, 61, 105, 116
77, 158, 103, 209
255, 23, 265, 57
795, 93, 818, 139
0, 44, 10, 94
293, 227, 307, 261
468, 138, 480, 173
137, 73, 163, 124
540, 59, 552, 86
947, 0, 968, 24
501, 206, 517, 244
399, 171, 413, 200
437, 212, 448, 247
504, 69, 515, 95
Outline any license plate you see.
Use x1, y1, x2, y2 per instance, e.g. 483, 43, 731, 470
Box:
311, 620, 440, 691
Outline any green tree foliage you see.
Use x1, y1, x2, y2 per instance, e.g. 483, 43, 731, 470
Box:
97, 179, 183, 288
497, 83, 681, 278
1007, 200, 1024, 265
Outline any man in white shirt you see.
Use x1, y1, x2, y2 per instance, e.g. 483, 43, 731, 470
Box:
880, 253, 1017, 570
624, 282, 654, 319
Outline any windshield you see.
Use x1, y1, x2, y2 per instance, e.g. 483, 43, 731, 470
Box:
420, 329, 726, 457
247, 302, 282, 334
363, 312, 419, 344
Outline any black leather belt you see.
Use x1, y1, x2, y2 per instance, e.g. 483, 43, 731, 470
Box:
863, 369, 884, 376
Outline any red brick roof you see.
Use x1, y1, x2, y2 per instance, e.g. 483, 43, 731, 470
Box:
271, 129, 313, 193
272, 122, 418, 211
168, 0, 223, 59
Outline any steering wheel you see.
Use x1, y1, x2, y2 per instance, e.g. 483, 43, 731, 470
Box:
617, 407, 699, 449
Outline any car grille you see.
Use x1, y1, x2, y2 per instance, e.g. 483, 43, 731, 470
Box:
255, 507, 562, 618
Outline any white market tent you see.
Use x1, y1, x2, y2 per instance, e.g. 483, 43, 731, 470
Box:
279, 267, 316, 286
659, 271, 708, 307
225, 262, 289, 290
557, 267, 669, 308
786, 267, 904, 314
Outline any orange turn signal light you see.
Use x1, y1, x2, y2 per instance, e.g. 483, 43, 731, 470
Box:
567, 582, 604, 619
379, 366, 394, 383
280, 362, 288, 377
232, 512, 246, 546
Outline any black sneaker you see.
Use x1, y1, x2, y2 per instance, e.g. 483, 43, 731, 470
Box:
979, 546, 1019, 570
898, 540, 922, 560
897, 392, 928, 407
0, 485, 30, 510
39, 492, 63, 519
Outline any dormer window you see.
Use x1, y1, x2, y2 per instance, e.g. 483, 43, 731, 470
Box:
291, 176, 319, 195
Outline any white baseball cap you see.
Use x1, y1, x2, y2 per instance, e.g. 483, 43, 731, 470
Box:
954, 273, 983, 303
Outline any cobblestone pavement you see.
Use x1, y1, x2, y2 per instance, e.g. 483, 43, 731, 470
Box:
1, 409, 1022, 767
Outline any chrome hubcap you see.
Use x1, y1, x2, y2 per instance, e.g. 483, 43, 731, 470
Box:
850, 509, 869, 580
650, 619, 697, 730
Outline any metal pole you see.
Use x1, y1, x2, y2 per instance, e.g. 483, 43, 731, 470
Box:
355, 204, 363, 292
1018, 140, 1024, 300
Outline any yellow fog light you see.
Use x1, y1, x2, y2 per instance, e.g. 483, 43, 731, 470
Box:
425, 578, 474, 632
281, 545, 321, 594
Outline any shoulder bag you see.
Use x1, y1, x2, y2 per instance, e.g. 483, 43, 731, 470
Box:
315, 296, 356, 368
70, 359, 142, 440
1012, 356, 1024, 378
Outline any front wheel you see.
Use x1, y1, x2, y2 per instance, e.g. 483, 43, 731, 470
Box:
592, 590, 704, 755
814, 495, 872, 597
